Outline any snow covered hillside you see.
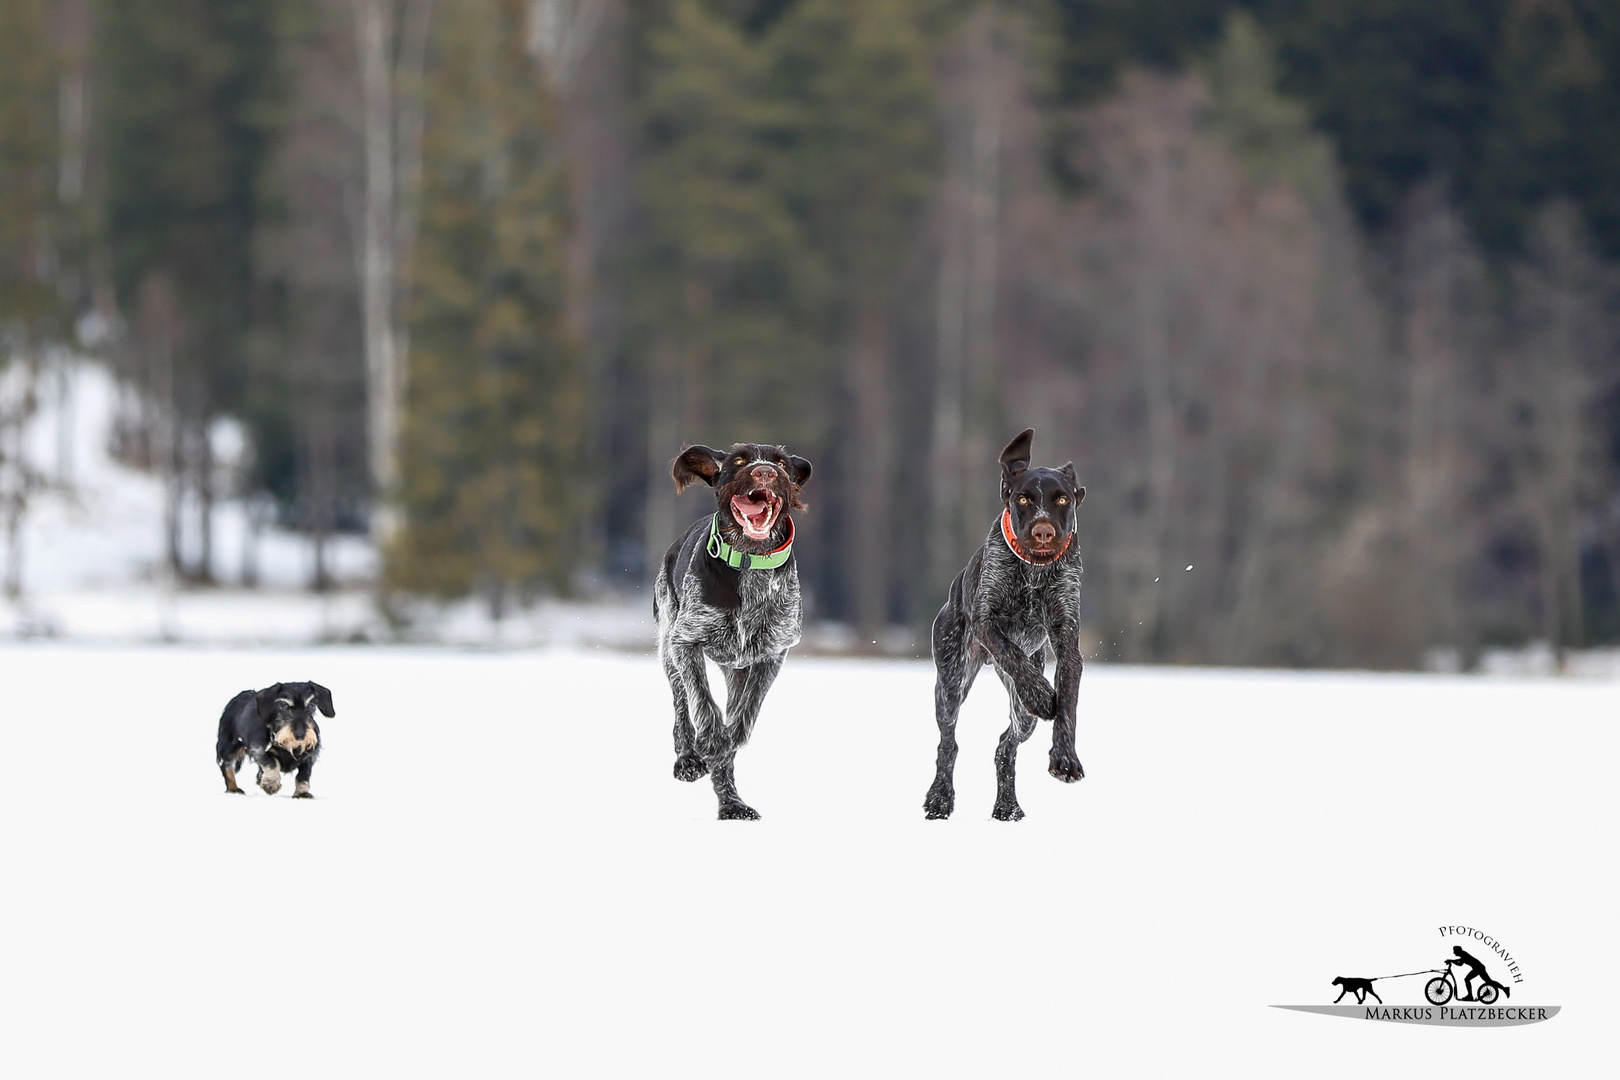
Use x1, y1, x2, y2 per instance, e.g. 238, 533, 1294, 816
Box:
2, 647, 1611, 1077
4, 360, 660, 648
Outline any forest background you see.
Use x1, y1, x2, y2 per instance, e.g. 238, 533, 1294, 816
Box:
2, 0, 1619, 669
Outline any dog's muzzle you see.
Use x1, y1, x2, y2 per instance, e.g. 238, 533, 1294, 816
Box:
273, 724, 319, 754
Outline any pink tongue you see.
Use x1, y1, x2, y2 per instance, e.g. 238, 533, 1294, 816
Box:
732, 496, 774, 536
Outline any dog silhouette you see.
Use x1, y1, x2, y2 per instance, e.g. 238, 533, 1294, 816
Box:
1331, 976, 1383, 1005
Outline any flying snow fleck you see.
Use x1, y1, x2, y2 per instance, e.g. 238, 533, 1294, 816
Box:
1185, 565, 1193, 571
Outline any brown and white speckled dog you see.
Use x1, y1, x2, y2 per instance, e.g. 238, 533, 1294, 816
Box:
654, 443, 812, 820
924, 429, 1087, 821
216, 682, 333, 798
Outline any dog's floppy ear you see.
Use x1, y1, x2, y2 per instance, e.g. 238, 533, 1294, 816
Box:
787, 454, 812, 488
999, 428, 1035, 500
671, 445, 727, 493
310, 682, 335, 718
1060, 462, 1086, 505
255, 683, 284, 717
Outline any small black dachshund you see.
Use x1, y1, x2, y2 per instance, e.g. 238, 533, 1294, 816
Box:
216, 682, 334, 798
925, 429, 1087, 821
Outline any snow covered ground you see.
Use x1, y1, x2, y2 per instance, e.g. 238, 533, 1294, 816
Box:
2, 646, 1613, 1077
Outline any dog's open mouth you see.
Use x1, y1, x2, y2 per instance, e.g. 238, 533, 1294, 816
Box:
730, 488, 783, 541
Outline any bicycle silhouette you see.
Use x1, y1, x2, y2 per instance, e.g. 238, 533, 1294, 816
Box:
1424, 959, 1502, 1005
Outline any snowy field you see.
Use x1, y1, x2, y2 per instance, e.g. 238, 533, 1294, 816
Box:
2, 646, 1614, 1078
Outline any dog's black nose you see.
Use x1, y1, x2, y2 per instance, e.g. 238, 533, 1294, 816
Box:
750, 464, 778, 485
1031, 522, 1057, 546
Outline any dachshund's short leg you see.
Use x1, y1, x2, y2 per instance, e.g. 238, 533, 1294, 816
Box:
990, 666, 1038, 821
256, 761, 282, 796
220, 747, 246, 794
293, 758, 315, 799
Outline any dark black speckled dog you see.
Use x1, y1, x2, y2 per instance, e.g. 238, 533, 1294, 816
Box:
925, 429, 1086, 821
654, 443, 812, 820
216, 682, 334, 798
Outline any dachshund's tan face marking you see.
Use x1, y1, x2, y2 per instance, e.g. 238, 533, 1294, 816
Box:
272, 724, 319, 754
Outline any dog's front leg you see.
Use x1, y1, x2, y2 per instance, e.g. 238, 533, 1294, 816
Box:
979, 628, 1057, 719
1047, 624, 1085, 783
702, 658, 781, 821
256, 759, 282, 796
990, 667, 1040, 820
924, 606, 981, 819
670, 640, 724, 759
662, 648, 707, 782
721, 656, 782, 749
293, 757, 315, 799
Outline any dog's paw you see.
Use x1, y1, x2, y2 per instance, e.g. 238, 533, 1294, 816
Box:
292, 790, 314, 799
256, 767, 283, 796
990, 801, 1025, 822
923, 782, 955, 820
717, 801, 761, 821
673, 754, 709, 782
1048, 751, 1085, 783
1022, 681, 1058, 720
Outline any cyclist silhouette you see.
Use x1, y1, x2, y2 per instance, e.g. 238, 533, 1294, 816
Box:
1449, 946, 1509, 1002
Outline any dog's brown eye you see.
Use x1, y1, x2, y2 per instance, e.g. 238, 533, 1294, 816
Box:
1017, 496, 1030, 505
734, 457, 747, 465
1056, 496, 1068, 505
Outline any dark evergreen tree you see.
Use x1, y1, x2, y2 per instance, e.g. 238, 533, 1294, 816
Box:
768, 0, 942, 640
0, 0, 69, 341
96, 0, 289, 577
388, 0, 585, 610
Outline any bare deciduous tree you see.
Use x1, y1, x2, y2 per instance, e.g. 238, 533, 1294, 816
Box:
351, 0, 433, 543
1506, 199, 1619, 667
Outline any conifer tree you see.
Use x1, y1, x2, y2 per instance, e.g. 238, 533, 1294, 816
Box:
633, 0, 824, 574
0, 0, 65, 597
637, 0, 823, 435
388, 0, 585, 611
0, 0, 64, 342
96, 0, 287, 578
769, 0, 940, 640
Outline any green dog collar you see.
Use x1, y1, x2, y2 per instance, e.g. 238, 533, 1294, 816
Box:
707, 512, 795, 570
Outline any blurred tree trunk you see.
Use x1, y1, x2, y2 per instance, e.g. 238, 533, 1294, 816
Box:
388, 0, 585, 602
0, 0, 65, 598
1508, 199, 1618, 668
1397, 182, 1485, 658
532, 0, 631, 580
136, 275, 184, 577
352, 0, 433, 545
642, 343, 683, 582
929, 5, 1006, 596
196, 417, 214, 581
0, 349, 42, 600
845, 296, 893, 646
